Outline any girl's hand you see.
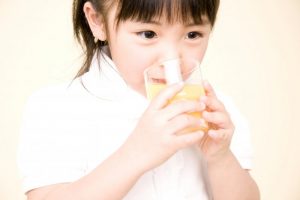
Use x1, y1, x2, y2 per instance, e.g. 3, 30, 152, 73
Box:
122, 83, 205, 173
198, 81, 235, 163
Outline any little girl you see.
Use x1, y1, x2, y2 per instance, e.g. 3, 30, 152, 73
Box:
18, 0, 260, 199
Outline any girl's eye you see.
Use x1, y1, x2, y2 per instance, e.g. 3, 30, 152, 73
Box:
186, 32, 203, 39
137, 31, 157, 39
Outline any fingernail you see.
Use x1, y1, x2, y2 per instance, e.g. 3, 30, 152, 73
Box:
199, 102, 206, 110
199, 118, 206, 126
202, 111, 208, 118
200, 96, 207, 102
203, 80, 209, 86
198, 119, 203, 126
208, 130, 218, 138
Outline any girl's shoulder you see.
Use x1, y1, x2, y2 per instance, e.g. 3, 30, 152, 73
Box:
22, 77, 95, 121
26, 77, 90, 104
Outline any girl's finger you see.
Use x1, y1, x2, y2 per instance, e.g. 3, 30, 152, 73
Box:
174, 130, 204, 149
202, 80, 217, 98
149, 82, 184, 110
162, 100, 205, 121
200, 96, 225, 112
202, 111, 231, 129
166, 114, 203, 134
207, 129, 232, 142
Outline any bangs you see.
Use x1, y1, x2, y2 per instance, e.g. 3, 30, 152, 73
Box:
115, 0, 219, 26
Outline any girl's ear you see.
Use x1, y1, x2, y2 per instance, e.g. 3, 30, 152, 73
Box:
83, 2, 107, 41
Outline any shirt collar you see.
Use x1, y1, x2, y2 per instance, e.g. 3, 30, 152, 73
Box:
81, 52, 148, 107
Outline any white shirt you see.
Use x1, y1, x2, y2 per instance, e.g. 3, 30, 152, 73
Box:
18, 53, 253, 199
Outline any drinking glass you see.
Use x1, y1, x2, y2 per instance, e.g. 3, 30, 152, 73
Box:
144, 58, 208, 133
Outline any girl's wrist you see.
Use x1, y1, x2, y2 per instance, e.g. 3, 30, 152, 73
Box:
117, 142, 150, 176
205, 149, 234, 169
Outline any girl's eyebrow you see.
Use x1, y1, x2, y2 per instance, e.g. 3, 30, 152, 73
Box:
140, 20, 162, 25
185, 22, 210, 27
139, 19, 210, 27
185, 19, 210, 27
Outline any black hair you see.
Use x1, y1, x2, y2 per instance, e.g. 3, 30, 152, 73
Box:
73, 0, 220, 77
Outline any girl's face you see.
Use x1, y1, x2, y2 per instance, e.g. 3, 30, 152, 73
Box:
105, 5, 212, 95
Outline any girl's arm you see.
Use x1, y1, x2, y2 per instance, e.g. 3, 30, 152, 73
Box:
27, 83, 205, 200
199, 81, 260, 200
27, 145, 145, 200
206, 151, 260, 200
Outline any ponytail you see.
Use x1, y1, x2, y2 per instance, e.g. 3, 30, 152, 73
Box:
72, 0, 104, 77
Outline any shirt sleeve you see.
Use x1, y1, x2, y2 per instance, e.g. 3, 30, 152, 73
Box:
17, 87, 87, 194
216, 92, 254, 170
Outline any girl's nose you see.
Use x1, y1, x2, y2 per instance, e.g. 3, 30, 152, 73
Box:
159, 42, 182, 61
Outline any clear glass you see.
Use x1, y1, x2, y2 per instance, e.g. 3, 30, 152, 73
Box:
144, 58, 208, 133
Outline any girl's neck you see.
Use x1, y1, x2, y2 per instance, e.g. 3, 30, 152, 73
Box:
102, 48, 147, 98
129, 83, 147, 98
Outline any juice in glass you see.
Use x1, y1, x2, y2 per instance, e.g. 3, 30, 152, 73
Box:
146, 83, 208, 133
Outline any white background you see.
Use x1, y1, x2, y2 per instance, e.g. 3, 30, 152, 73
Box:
1, 0, 299, 199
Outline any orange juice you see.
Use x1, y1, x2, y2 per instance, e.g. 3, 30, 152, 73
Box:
146, 83, 208, 133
